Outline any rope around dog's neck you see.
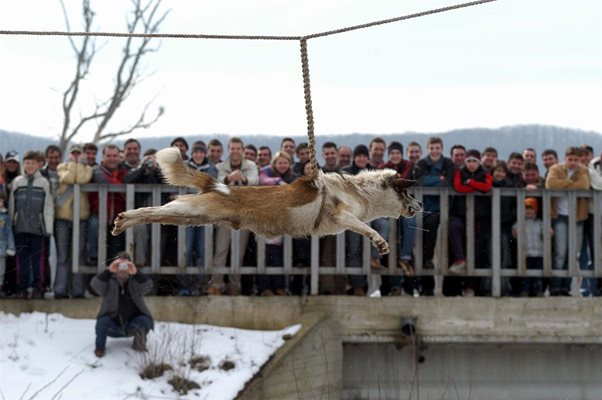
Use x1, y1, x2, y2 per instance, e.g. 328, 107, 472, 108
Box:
299, 38, 318, 179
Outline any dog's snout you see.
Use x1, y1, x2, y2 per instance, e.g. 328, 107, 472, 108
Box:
410, 201, 423, 214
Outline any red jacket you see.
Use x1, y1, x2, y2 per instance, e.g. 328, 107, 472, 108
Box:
89, 163, 128, 224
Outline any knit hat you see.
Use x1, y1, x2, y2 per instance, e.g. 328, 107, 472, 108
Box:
170, 136, 189, 150
353, 144, 370, 159
5, 151, 19, 163
524, 197, 538, 213
465, 149, 482, 164
69, 144, 83, 154
388, 141, 404, 155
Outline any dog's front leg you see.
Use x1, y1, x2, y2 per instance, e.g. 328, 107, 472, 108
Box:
336, 212, 389, 255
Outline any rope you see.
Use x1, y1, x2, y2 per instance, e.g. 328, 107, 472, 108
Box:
0, 1, 498, 41
299, 38, 318, 179
305, 0, 498, 39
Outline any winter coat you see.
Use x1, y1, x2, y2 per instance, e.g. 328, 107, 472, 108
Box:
381, 160, 413, 179
89, 163, 128, 223
0, 208, 16, 257
545, 163, 590, 221
451, 167, 493, 218
187, 159, 218, 178
91, 269, 154, 327
413, 156, 455, 213
217, 159, 259, 186
55, 161, 93, 221
9, 170, 54, 236
259, 166, 295, 186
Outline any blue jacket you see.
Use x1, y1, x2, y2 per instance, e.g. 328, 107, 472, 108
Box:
0, 208, 16, 257
413, 156, 454, 213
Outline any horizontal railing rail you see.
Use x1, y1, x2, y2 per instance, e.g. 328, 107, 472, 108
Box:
70, 184, 602, 296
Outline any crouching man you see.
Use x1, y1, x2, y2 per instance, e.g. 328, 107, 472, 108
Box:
91, 252, 154, 357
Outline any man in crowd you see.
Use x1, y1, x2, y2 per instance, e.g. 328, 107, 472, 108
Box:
545, 147, 590, 296
120, 138, 142, 171
406, 142, 422, 165
523, 148, 537, 165
208, 137, 259, 295
450, 144, 467, 170
207, 139, 224, 165
92, 252, 153, 357
337, 145, 352, 168
368, 137, 386, 169
280, 137, 296, 161
321, 141, 339, 173
293, 142, 310, 175
83, 143, 98, 167
54, 144, 93, 299
170, 137, 189, 160
541, 149, 559, 178
244, 144, 258, 163
41, 145, 62, 198
481, 146, 498, 171
257, 146, 272, 168
9, 151, 54, 299
523, 163, 545, 190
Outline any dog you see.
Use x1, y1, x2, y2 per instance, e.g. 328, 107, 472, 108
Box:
112, 147, 422, 254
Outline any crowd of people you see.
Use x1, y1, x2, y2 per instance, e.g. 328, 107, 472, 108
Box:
0, 135, 601, 299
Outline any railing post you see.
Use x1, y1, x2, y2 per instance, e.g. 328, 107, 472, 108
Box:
594, 191, 602, 277
491, 189, 501, 297
98, 186, 107, 272
204, 224, 214, 275
177, 187, 187, 270
72, 184, 81, 274
568, 191, 578, 278
310, 235, 320, 295
516, 189, 526, 276
542, 191, 553, 277
125, 184, 135, 257
414, 189, 424, 273
466, 193, 475, 274
151, 185, 161, 274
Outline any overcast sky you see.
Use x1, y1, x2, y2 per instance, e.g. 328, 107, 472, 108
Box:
0, 0, 600, 143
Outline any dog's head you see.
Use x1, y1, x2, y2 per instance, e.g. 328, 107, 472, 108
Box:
383, 173, 422, 218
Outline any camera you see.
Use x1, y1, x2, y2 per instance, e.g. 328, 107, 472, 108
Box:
144, 158, 154, 168
118, 262, 129, 271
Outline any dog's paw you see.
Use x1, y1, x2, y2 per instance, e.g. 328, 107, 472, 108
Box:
112, 214, 126, 236
373, 237, 389, 255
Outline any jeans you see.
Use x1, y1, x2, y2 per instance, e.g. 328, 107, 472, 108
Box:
256, 244, 286, 293
15, 232, 46, 291
522, 257, 543, 296
95, 314, 153, 350
186, 226, 205, 267
370, 218, 390, 259
86, 214, 98, 261
551, 215, 583, 295
54, 219, 87, 297
399, 217, 416, 261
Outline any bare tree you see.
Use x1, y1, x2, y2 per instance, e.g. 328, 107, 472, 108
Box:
58, 0, 167, 153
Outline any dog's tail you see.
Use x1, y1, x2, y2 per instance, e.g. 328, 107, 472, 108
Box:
155, 147, 217, 192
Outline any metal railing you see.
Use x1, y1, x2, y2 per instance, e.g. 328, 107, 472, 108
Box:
70, 184, 602, 296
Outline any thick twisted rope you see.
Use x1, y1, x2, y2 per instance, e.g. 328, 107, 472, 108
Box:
299, 38, 318, 179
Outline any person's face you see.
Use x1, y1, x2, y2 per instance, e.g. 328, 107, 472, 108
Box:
354, 154, 369, 169
173, 141, 188, 157
208, 145, 223, 163
257, 149, 271, 167
525, 206, 536, 219
581, 151, 593, 166
493, 167, 506, 181
407, 145, 422, 163
274, 157, 291, 175
465, 159, 479, 173
451, 148, 466, 168
103, 148, 121, 170
244, 148, 257, 162
481, 152, 497, 169
523, 169, 540, 184
303, 162, 313, 176
85, 149, 97, 165
322, 146, 337, 167
542, 154, 558, 170
228, 143, 243, 164
427, 143, 442, 161
5, 160, 19, 172
24, 159, 40, 175
192, 150, 206, 165
338, 148, 351, 167
388, 149, 402, 165
281, 140, 296, 158
565, 154, 580, 170
46, 150, 61, 170
507, 158, 523, 174
523, 150, 536, 164
297, 148, 310, 163
369, 142, 385, 164
124, 142, 141, 165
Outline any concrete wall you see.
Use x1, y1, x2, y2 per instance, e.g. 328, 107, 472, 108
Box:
343, 343, 602, 400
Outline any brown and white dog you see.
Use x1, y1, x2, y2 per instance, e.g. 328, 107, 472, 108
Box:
112, 147, 422, 254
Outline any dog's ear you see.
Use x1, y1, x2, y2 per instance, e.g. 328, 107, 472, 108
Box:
396, 177, 416, 189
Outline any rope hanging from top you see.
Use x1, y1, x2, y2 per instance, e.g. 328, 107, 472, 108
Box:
299, 38, 319, 179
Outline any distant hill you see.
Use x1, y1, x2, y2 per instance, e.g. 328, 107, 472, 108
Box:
1, 125, 601, 166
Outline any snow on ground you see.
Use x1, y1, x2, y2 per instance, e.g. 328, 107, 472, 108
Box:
0, 312, 300, 399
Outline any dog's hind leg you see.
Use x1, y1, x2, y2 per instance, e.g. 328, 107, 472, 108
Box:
336, 211, 389, 255
112, 201, 212, 236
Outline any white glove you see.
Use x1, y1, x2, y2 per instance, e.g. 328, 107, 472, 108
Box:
6, 249, 16, 257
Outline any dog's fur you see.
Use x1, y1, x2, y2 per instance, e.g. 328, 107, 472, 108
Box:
112, 147, 422, 254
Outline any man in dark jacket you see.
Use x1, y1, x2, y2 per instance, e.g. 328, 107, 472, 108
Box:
91, 252, 153, 357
